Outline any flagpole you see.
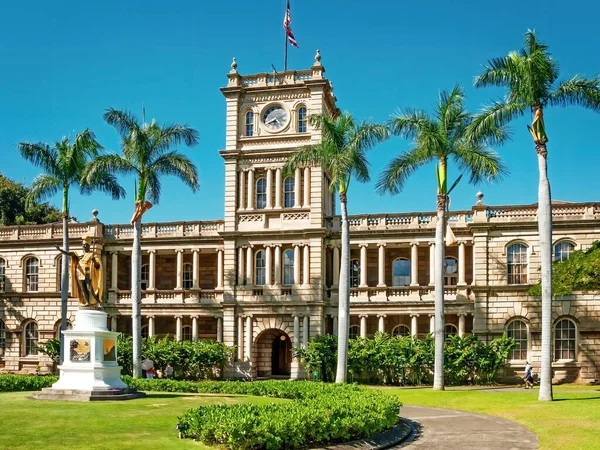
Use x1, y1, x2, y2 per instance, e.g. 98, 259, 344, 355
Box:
284, 0, 289, 71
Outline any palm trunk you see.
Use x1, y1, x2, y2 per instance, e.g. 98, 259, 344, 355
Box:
537, 142, 554, 402
433, 192, 446, 391
59, 188, 69, 365
335, 192, 350, 383
131, 218, 142, 378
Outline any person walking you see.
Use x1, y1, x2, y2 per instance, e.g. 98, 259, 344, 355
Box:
524, 361, 534, 389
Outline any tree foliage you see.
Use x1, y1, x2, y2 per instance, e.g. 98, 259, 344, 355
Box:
0, 174, 62, 225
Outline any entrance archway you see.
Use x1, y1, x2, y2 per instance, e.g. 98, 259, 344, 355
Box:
255, 328, 292, 378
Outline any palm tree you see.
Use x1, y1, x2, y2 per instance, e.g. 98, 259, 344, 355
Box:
84, 108, 199, 378
471, 30, 600, 401
377, 86, 506, 390
284, 112, 388, 383
19, 130, 125, 365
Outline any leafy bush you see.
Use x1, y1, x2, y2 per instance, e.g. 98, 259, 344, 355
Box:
293, 334, 338, 382
168, 380, 401, 450
117, 335, 234, 380
36, 339, 61, 364
0, 375, 58, 392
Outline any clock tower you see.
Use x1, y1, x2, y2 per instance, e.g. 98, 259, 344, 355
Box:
218, 51, 339, 378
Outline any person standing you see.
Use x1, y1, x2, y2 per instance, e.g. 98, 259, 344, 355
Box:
524, 361, 534, 389
141, 358, 154, 379
165, 362, 174, 379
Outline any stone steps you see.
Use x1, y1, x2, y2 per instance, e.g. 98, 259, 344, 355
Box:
31, 388, 146, 402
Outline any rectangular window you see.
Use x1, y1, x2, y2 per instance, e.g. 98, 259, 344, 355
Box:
0, 260, 5, 292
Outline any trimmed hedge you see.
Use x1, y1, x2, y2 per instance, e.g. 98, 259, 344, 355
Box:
125, 378, 401, 450
0, 375, 58, 392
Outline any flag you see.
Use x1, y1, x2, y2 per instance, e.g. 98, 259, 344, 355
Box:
283, 0, 299, 48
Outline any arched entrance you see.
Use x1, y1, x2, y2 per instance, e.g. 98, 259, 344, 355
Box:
255, 328, 292, 378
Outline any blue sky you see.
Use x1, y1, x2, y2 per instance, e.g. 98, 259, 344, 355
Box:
1, 0, 599, 224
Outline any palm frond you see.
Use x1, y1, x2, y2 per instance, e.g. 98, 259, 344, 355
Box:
27, 174, 61, 207
474, 55, 521, 89
548, 76, 600, 112
376, 146, 433, 195
18, 142, 59, 177
82, 154, 138, 186
148, 152, 199, 193
452, 144, 508, 185
104, 108, 141, 139
283, 144, 330, 176
388, 109, 435, 140
80, 170, 126, 200
469, 100, 527, 140
144, 171, 162, 204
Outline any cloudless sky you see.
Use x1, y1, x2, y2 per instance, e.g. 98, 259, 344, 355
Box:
1, 0, 599, 224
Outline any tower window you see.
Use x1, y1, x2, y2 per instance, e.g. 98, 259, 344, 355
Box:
256, 178, 267, 210
298, 107, 308, 133
245, 111, 254, 137
284, 177, 295, 208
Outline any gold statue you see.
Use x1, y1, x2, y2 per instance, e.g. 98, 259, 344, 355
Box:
56, 236, 103, 307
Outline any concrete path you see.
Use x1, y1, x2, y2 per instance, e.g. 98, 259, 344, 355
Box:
393, 405, 539, 449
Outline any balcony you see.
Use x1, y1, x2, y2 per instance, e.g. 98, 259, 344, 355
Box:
109, 289, 222, 305
326, 286, 471, 303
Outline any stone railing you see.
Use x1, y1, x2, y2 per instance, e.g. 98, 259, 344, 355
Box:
112, 289, 221, 305
239, 70, 314, 88
104, 221, 224, 240
0, 222, 101, 241
339, 286, 470, 303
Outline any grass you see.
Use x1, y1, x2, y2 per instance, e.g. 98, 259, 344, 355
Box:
0, 392, 284, 450
383, 387, 600, 450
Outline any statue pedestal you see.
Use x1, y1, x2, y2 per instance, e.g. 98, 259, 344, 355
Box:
33, 309, 143, 402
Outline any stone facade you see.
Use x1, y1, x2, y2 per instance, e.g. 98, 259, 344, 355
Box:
0, 55, 599, 383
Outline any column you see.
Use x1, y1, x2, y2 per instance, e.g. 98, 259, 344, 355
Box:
377, 244, 386, 287
238, 247, 245, 285
111, 252, 118, 290
175, 250, 183, 290
274, 245, 281, 285
293, 315, 300, 348
266, 168, 273, 209
458, 242, 467, 286
265, 246, 272, 286
411, 243, 419, 286
245, 316, 252, 362
192, 316, 198, 342
458, 314, 466, 337
293, 245, 301, 285
302, 315, 309, 349
192, 249, 199, 289
294, 167, 301, 208
239, 170, 246, 210
411, 314, 419, 336
359, 244, 368, 287
302, 244, 310, 286
148, 250, 156, 290
247, 168, 255, 210
360, 315, 367, 338
217, 249, 224, 289
246, 245, 254, 286
110, 315, 117, 332
176, 316, 182, 341
429, 243, 436, 285
333, 315, 338, 336
148, 316, 155, 337
332, 246, 340, 285
237, 315, 244, 360
217, 317, 223, 342
303, 167, 310, 207
378, 315, 385, 333
429, 314, 435, 334
275, 167, 282, 208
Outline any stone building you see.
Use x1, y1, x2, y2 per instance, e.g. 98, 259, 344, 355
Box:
0, 54, 598, 383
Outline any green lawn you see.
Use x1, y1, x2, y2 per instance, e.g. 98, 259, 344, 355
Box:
0, 392, 283, 450
383, 387, 600, 450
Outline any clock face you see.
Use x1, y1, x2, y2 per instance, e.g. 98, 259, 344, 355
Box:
262, 106, 289, 131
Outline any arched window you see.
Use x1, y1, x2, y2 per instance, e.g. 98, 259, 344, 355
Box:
298, 106, 308, 133
256, 178, 267, 209
507, 320, 528, 360
141, 264, 149, 290
245, 111, 254, 137
25, 257, 39, 292
183, 263, 193, 290
554, 241, 575, 262
507, 244, 528, 285
0, 258, 5, 292
141, 325, 149, 339
283, 249, 294, 285
284, 177, 295, 208
444, 257, 458, 285
255, 250, 266, 286
182, 325, 193, 341
444, 324, 457, 340
392, 258, 411, 286
349, 325, 360, 340
24, 321, 38, 356
554, 319, 576, 360
0, 320, 5, 356
54, 320, 72, 340
350, 259, 360, 288
392, 324, 410, 337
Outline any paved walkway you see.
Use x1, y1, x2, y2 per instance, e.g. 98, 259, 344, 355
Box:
393, 405, 539, 449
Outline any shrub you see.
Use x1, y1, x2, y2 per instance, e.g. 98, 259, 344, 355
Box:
0, 375, 58, 392
293, 334, 337, 382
